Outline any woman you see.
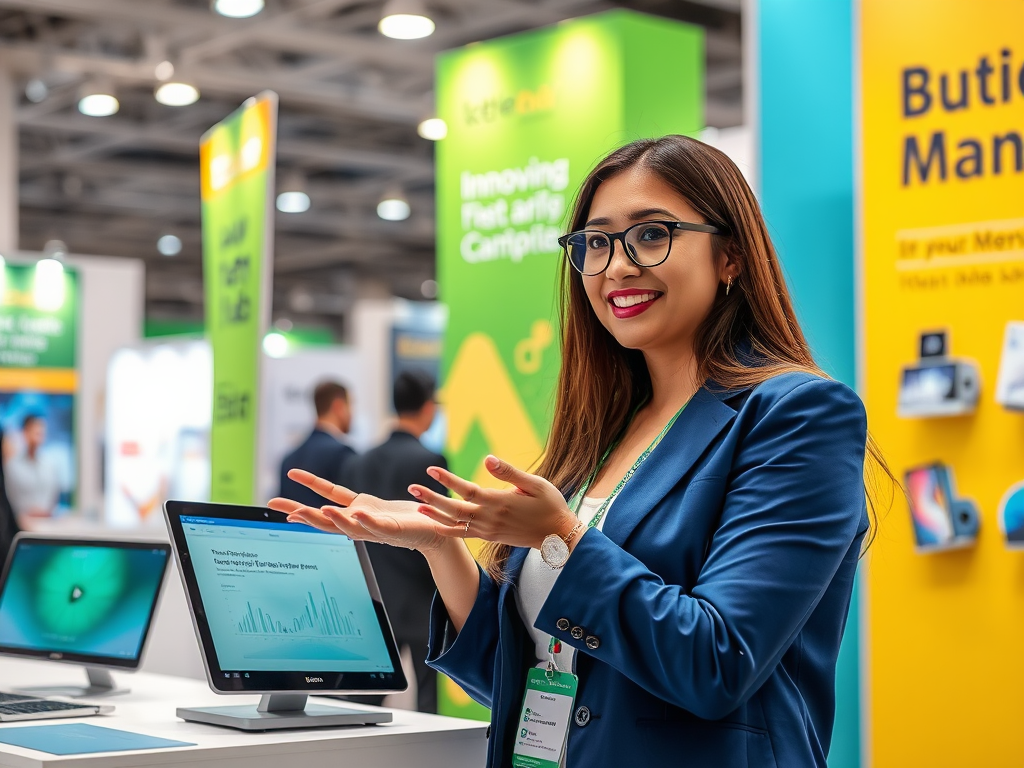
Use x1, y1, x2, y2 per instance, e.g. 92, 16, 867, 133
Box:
271, 135, 880, 768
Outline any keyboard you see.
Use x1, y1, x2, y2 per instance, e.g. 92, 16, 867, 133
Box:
0, 692, 112, 722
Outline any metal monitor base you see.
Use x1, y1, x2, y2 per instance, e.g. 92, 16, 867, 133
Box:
177, 694, 393, 731
16, 667, 128, 699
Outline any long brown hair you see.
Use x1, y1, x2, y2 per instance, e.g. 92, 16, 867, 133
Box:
480, 135, 890, 579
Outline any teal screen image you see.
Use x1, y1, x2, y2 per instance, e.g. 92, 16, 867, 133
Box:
181, 516, 394, 674
0, 544, 168, 660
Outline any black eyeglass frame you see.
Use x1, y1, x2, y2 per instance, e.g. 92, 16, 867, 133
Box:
557, 219, 727, 276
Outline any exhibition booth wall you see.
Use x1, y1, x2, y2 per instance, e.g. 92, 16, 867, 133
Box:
1, 252, 143, 521
760, 1, 1024, 765
757, 2, 860, 765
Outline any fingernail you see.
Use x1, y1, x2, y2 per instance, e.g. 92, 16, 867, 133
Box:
426, 468, 439, 479
485, 455, 500, 470
409, 487, 422, 498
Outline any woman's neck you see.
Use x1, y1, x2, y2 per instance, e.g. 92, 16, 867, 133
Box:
642, 343, 700, 413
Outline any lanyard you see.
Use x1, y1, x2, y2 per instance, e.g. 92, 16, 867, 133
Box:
567, 400, 689, 530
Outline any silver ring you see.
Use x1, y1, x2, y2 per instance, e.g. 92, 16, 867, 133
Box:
463, 519, 471, 534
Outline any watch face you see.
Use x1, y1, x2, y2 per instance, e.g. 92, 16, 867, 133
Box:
540, 534, 569, 568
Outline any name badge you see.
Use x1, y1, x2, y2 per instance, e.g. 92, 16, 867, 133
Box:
511, 667, 578, 768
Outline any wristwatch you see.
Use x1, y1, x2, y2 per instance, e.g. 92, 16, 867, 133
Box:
540, 520, 584, 569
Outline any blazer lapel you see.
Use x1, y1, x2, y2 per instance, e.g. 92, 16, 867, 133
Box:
505, 547, 530, 583
602, 386, 738, 546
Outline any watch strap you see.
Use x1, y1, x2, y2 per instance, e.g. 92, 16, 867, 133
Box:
562, 520, 584, 547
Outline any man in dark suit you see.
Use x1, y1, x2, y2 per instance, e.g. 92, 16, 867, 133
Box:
342, 369, 446, 713
278, 381, 355, 509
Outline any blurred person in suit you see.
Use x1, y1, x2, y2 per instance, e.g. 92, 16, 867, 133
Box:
278, 381, 355, 510
340, 369, 446, 713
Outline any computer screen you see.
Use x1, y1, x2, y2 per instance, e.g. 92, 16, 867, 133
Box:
0, 537, 170, 667
165, 501, 406, 695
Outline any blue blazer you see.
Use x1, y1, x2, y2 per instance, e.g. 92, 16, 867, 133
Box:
427, 372, 868, 768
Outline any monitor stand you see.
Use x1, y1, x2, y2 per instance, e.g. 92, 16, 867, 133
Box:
177, 694, 393, 731
17, 667, 128, 699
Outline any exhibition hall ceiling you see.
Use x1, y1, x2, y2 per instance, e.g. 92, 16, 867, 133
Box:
0, 0, 742, 332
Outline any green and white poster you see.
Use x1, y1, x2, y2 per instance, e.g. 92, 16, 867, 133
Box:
0, 259, 79, 516
435, 10, 703, 718
201, 93, 277, 505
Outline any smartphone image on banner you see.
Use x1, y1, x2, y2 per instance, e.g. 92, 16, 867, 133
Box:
905, 464, 956, 548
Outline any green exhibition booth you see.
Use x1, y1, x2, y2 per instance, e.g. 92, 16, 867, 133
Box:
434, 8, 705, 720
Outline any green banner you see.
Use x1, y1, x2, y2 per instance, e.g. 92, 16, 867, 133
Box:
435, 9, 703, 719
201, 93, 277, 505
0, 261, 77, 372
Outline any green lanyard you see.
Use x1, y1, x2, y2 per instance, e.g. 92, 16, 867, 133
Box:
568, 401, 688, 530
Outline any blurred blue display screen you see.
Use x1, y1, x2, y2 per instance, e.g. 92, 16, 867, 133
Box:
0, 542, 167, 661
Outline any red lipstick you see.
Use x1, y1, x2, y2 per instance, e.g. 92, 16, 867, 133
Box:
606, 288, 662, 319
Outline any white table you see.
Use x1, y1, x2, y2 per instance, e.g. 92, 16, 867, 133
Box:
0, 659, 488, 768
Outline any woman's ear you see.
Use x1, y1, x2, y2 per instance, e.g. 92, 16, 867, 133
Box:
718, 242, 742, 284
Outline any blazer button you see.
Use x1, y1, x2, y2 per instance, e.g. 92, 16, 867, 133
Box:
556, 618, 570, 632
585, 635, 600, 650
574, 706, 591, 727
570, 626, 584, 640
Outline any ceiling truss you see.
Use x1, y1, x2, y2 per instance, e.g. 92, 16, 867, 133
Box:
0, 0, 743, 335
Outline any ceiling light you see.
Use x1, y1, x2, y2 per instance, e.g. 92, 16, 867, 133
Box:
213, 0, 264, 17
78, 81, 118, 117
417, 117, 447, 141
157, 234, 183, 256
154, 60, 175, 81
377, 195, 411, 221
155, 82, 200, 106
33, 258, 66, 311
263, 332, 289, 358
25, 78, 48, 104
276, 173, 310, 213
277, 191, 310, 213
379, 0, 435, 39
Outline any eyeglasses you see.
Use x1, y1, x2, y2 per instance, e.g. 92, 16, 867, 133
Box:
557, 219, 726, 276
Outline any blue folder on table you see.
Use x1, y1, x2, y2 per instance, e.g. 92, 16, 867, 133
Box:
0, 723, 194, 755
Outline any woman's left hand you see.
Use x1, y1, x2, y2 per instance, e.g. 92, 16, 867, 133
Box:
410, 455, 578, 549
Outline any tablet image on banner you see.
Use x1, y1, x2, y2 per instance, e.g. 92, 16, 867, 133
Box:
906, 465, 955, 548
996, 322, 1024, 411
999, 480, 1024, 548
181, 517, 393, 674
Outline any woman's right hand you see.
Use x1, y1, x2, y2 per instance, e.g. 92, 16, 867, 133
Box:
267, 468, 453, 553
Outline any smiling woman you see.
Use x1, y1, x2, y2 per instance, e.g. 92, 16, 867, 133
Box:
270, 135, 893, 768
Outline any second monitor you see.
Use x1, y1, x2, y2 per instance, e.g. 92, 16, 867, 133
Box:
0, 535, 171, 697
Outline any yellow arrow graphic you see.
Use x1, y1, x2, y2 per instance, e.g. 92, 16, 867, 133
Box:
443, 332, 544, 488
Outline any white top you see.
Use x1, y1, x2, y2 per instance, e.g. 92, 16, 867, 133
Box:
4, 452, 60, 517
515, 496, 610, 674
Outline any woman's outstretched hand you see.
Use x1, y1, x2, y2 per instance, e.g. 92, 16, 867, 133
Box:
410, 455, 578, 550
267, 469, 453, 553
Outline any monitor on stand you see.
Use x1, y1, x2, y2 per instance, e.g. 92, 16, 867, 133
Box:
0, 535, 171, 698
164, 500, 407, 731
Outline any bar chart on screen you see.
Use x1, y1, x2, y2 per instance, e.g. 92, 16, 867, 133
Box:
237, 585, 362, 637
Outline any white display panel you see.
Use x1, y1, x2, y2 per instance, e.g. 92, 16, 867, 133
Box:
105, 340, 212, 528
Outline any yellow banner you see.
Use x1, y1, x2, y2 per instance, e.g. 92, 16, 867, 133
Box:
0, 368, 77, 393
862, 1, 1024, 765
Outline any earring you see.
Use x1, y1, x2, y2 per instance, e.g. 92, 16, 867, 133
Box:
725, 276, 733, 296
